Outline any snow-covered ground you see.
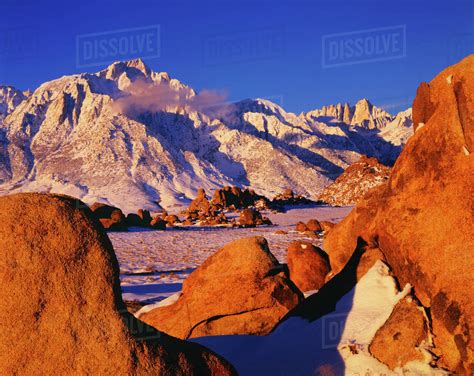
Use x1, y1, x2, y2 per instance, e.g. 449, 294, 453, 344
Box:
110, 205, 352, 304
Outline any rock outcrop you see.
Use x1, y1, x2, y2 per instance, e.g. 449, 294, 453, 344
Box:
140, 237, 303, 338
211, 186, 269, 210
183, 189, 229, 226
295, 221, 308, 232
324, 55, 474, 372
164, 214, 181, 225
318, 156, 390, 206
237, 208, 272, 227
126, 209, 156, 228
187, 188, 211, 214
150, 216, 167, 230
287, 241, 331, 292
90, 202, 127, 231
295, 218, 324, 236
306, 219, 323, 232
90, 203, 167, 231
0, 193, 235, 375
90, 202, 121, 218
0, 85, 27, 119
369, 296, 430, 369
303, 98, 393, 129
271, 189, 313, 207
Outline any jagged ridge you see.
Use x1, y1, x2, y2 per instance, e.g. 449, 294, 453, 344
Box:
0, 59, 412, 212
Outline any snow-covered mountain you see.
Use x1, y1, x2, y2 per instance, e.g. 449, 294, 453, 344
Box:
302, 98, 394, 129
0, 59, 413, 212
0, 86, 28, 120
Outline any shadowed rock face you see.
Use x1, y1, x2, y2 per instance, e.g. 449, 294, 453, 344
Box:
324, 55, 474, 372
140, 237, 303, 339
0, 193, 235, 375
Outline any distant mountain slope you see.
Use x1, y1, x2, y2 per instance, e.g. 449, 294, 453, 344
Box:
0, 59, 412, 212
318, 156, 391, 206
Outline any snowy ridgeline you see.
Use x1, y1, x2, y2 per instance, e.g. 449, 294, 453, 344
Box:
0, 59, 412, 212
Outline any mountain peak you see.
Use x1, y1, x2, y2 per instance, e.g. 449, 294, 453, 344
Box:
99, 59, 152, 82
355, 98, 373, 109
302, 98, 396, 129
0, 85, 27, 117
123, 58, 151, 75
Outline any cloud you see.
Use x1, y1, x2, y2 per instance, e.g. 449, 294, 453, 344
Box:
378, 98, 413, 111
113, 79, 235, 119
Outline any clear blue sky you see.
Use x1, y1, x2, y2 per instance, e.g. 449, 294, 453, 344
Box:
0, 0, 472, 114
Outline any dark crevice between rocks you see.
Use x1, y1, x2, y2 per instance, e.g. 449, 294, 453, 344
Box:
186, 306, 270, 339
454, 78, 473, 154
277, 236, 367, 324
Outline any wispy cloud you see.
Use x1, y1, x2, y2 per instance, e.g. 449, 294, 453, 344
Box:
113, 79, 235, 118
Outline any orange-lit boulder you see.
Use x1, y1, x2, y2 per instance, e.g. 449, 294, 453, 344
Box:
369, 296, 429, 369
140, 237, 303, 338
287, 241, 331, 292
0, 193, 235, 375
324, 55, 474, 372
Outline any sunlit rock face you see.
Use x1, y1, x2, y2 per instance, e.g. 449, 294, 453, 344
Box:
0, 86, 27, 119
140, 236, 303, 338
318, 155, 391, 206
302, 98, 395, 129
0, 192, 236, 375
325, 55, 474, 372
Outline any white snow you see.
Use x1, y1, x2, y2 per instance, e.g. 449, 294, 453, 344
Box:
0, 61, 413, 212
135, 292, 181, 318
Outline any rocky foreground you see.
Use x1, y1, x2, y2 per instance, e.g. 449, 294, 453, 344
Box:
325, 54, 474, 372
0, 56, 472, 374
0, 193, 235, 375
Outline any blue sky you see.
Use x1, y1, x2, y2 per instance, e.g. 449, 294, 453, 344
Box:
0, 0, 472, 114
